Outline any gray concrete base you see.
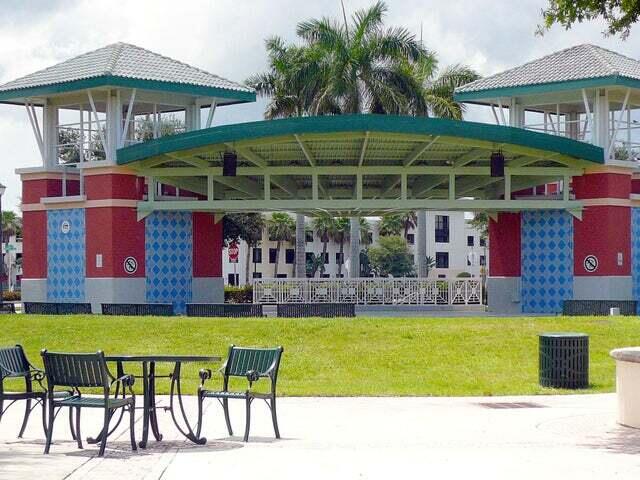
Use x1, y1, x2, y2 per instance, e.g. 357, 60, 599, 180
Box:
20, 278, 47, 303
573, 276, 633, 301
487, 277, 522, 314
85, 277, 146, 313
192, 277, 224, 303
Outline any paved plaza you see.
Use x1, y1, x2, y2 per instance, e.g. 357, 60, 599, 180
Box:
1, 393, 639, 479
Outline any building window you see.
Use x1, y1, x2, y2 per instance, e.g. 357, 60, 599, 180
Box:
480, 255, 486, 266
252, 248, 262, 264
320, 273, 330, 278
336, 273, 344, 278
479, 238, 486, 247
252, 272, 262, 279
276, 273, 287, 278
467, 235, 474, 247
285, 249, 295, 264
227, 273, 239, 286
305, 252, 314, 263
438, 274, 446, 279
435, 215, 449, 243
336, 252, 344, 264
305, 230, 314, 242
436, 252, 449, 269
406, 233, 415, 245
269, 248, 277, 264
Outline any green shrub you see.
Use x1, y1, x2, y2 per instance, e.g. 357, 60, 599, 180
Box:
224, 285, 253, 303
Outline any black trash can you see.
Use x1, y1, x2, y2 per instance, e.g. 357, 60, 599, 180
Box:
539, 333, 589, 389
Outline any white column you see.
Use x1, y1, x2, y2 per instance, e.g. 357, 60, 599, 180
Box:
592, 89, 610, 157
349, 217, 360, 278
106, 91, 121, 163
509, 98, 524, 128
295, 214, 306, 278
43, 101, 59, 169
416, 210, 427, 277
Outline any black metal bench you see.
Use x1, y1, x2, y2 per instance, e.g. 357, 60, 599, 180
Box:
0, 303, 16, 314
562, 300, 637, 316
186, 303, 264, 317
101, 303, 174, 316
276, 303, 356, 318
24, 302, 92, 315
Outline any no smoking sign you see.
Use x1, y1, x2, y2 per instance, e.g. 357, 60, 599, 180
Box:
583, 255, 598, 273
123, 256, 138, 275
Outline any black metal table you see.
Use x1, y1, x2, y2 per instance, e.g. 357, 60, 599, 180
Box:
94, 354, 221, 448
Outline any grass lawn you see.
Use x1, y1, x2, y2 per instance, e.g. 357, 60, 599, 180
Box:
1, 315, 638, 397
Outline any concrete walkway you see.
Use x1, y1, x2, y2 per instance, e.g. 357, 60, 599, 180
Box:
1, 394, 639, 479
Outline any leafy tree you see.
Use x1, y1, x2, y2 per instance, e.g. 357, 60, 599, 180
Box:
467, 212, 488, 241
223, 213, 266, 284
267, 213, 295, 277
368, 235, 415, 277
57, 129, 81, 164
539, 0, 640, 38
135, 115, 184, 142
312, 213, 335, 275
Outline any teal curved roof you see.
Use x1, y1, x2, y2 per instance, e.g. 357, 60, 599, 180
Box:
117, 114, 604, 165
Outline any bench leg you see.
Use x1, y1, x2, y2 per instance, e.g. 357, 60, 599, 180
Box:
18, 399, 31, 438
223, 398, 233, 436
243, 397, 252, 442
98, 409, 112, 457
69, 406, 77, 441
44, 401, 55, 454
270, 395, 280, 439
75, 408, 83, 449
129, 403, 137, 451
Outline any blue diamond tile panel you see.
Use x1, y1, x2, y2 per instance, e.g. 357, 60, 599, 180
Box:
631, 208, 640, 312
521, 210, 573, 313
47, 208, 85, 302
145, 211, 192, 314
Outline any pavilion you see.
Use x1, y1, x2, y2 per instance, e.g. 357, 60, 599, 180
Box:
1, 42, 637, 313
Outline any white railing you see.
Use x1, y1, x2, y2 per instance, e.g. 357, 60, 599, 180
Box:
253, 278, 483, 306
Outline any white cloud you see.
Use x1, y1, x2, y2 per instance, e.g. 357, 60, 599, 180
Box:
0, 0, 639, 211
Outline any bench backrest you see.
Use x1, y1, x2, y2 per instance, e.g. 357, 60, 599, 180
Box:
224, 345, 283, 381
0, 344, 29, 378
41, 350, 110, 389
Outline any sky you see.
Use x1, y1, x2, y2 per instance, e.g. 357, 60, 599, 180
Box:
0, 0, 639, 212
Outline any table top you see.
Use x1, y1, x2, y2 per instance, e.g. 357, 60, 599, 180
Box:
105, 355, 221, 363
610, 347, 640, 363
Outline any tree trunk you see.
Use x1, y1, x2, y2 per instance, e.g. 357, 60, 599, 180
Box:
245, 243, 252, 285
337, 240, 344, 276
320, 239, 328, 275
274, 241, 281, 277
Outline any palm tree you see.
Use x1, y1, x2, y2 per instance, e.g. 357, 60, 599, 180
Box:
246, 37, 332, 119
359, 217, 372, 246
400, 212, 417, 238
378, 213, 404, 236
296, 0, 432, 115
330, 217, 350, 277
405, 59, 480, 119
312, 213, 335, 275
2, 211, 21, 242
267, 213, 295, 277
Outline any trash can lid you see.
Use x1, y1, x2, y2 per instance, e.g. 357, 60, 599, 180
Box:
610, 347, 640, 363
539, 332, 589, 338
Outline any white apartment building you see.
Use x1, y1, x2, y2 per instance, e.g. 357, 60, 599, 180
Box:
223, 212, 486, 285
1, 235, 23, 291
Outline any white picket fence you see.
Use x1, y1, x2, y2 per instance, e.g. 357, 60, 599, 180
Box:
252, 278, 482, 305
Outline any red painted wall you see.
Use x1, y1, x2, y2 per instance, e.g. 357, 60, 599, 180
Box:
573, 173, 631, 199
192, 212, 222, 277
85, 207, 145, 277
632, 178, 640, 194
85, 174, 142, 200
22, 211, 47, 278
573, 205, 631, 276
489, 212, 521, 277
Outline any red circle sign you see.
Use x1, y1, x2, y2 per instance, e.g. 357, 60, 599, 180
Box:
228, 243, 239, 263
